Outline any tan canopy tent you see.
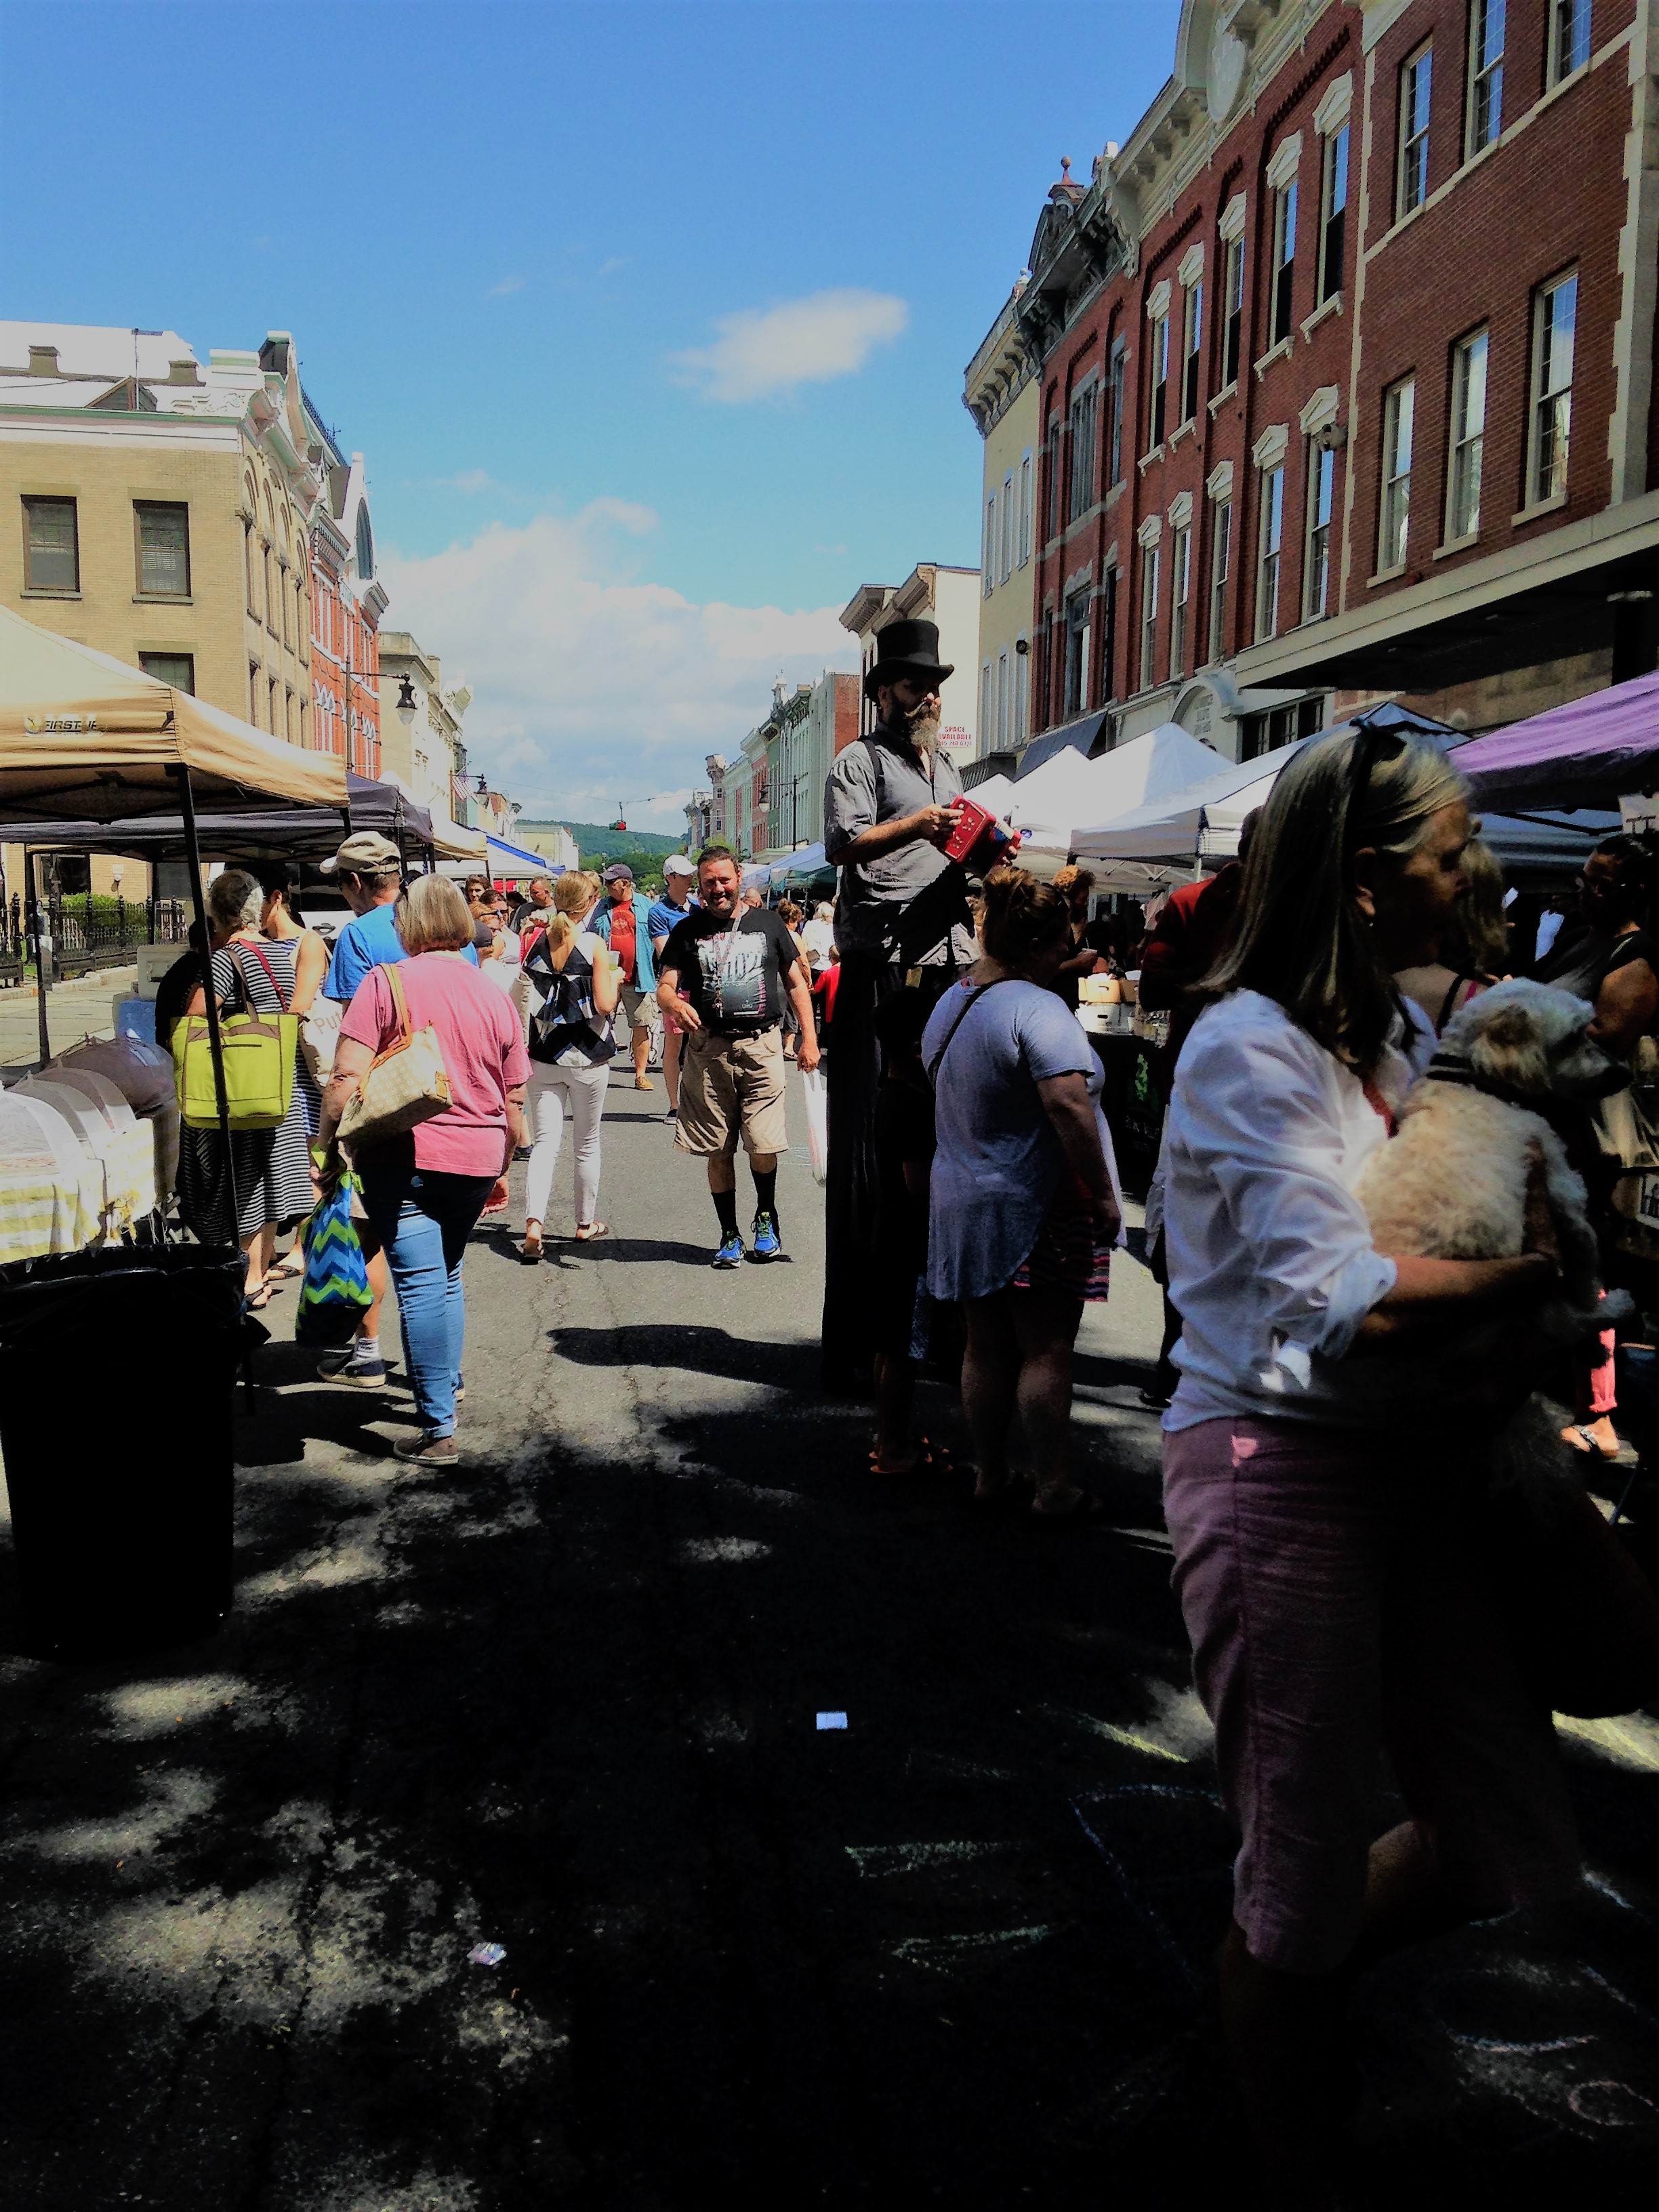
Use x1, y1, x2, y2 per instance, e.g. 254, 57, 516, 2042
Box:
0, 602, 348, 821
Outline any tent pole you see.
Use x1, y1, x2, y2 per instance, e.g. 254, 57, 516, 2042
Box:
26, 848, 50, 1069
169, 766, 242, 1260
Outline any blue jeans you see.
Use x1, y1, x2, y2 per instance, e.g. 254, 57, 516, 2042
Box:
358, 1167, 495, 1439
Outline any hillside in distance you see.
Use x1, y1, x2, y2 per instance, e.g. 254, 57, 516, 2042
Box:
517, 819, 689, 872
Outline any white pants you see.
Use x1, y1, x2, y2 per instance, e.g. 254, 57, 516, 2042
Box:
525, 1060, 609, 1227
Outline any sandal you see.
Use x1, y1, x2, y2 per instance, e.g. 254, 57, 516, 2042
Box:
1030, 1488, 1109, 1525
575, 1221, 609, 1243
1562, 1422, 1622, 1460
869, 1435, 955, 1478
276, 1249, 308, 1279
520, 1234, 544, 1265
245, 1284, 274, 1311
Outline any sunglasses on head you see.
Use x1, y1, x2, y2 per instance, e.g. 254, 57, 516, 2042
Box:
1344, 724, 1408, 853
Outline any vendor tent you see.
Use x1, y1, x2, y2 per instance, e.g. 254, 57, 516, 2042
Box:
1012, 724, 1226, 853
1450, 670, 1659, 812
438, 832, 558, 880
0, 603, 346, 819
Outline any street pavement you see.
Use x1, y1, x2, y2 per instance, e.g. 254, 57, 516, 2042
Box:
0, 1060, 1656, 2208
0, 965, 138, 1069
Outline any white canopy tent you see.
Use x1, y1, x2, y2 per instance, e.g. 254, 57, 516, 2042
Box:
1010, 724, 1225, 850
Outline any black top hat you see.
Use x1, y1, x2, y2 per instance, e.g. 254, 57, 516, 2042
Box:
864, 617, 954, 703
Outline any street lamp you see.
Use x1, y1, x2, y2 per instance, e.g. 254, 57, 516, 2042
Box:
393, 674, 417, 727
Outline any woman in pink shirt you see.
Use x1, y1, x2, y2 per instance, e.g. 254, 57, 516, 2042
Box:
317, 875, 529, 1463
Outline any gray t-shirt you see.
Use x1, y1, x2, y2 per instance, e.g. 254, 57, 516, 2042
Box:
823, 731, 966, 960
922, 978, 1102, 1301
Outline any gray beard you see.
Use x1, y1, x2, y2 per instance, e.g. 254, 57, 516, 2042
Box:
904, 712, 942, 754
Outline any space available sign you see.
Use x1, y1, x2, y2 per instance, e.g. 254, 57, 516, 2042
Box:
937, 726, 975, 751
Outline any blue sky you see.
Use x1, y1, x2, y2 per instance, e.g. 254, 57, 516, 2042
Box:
0, 0, 1183, 827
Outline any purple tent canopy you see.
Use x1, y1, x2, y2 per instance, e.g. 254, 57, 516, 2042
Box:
1453, 671, 1659, 811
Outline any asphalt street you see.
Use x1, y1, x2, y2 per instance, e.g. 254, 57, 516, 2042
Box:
0, 1059, 1656, 2209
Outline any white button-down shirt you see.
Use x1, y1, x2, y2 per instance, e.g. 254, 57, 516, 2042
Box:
1163, 989, 1434, 1431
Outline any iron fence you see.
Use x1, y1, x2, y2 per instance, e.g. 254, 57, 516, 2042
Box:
0, 893, 189, 983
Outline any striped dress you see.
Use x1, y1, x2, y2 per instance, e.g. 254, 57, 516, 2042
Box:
176, 937, 321, 1242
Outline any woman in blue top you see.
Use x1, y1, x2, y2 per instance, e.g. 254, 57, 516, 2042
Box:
923, 867, 1120, 1519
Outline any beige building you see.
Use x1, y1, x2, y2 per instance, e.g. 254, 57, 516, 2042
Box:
964, 282, 1041, 774
377, 630, 471, 836
839, 563, 981, 764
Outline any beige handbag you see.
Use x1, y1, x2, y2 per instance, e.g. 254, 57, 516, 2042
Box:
337, 964, 451, 1151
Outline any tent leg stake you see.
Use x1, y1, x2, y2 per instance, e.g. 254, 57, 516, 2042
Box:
25, 847, 50, 1071
169, 766, 255, 1411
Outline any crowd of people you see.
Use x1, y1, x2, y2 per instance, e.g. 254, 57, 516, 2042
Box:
151, 619, 1659, 2199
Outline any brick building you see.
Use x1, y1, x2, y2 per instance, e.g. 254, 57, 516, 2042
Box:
299, 373, 384, 780
1015, 0, 1657, 764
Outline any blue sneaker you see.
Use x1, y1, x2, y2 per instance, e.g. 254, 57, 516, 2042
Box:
713, 1229, 745, 1269
750, 1211, 783, 1262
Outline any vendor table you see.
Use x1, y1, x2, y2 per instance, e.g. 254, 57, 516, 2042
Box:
1090, 1027, 1172, 1197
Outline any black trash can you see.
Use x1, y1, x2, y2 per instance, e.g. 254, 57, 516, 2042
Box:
0, 1242, 246, 1656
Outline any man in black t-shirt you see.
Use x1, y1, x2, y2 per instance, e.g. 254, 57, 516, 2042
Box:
656, 849, 820, 1268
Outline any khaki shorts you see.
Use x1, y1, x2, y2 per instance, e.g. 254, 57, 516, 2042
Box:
675, 1026, 787, 1158
618, 982, 656, 1032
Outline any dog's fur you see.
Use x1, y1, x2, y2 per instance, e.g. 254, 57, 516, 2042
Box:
1354, 979, 1632, 1511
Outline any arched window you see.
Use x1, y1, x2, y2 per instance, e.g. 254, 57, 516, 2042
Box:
355, 505, 373, 581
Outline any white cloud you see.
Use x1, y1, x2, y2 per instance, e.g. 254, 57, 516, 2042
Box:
445, 469, 493, 493
486, 274, 525, 298
671, 287, 907, 403
378, 504, 857, 834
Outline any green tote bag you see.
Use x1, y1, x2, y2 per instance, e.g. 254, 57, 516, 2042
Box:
173, 943, 299, 1132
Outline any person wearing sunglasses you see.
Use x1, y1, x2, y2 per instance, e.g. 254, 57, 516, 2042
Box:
1159, 723, 1577, 2200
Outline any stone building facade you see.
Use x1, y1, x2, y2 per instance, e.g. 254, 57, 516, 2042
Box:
964, 284, 1042, 774
376, 630, 470, 832
1017, 0, 1657, 761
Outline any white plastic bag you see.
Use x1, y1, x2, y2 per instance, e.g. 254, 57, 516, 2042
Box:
300, 998, 344, 1084
803, 1067, 829, 1185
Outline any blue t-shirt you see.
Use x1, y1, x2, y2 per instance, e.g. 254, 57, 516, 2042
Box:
922, 978, 1101, 1302
647, 894, 697, 947
325, 899, 476, 1002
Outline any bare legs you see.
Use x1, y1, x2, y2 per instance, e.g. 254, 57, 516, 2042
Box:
632, 1021, 652, 1086
663, 1025, 682, 1113
873, 1349, 918, 1469
962, 1286, 1086, 1509
705, 1149, 776, 1195
243, 1221, 275, 1300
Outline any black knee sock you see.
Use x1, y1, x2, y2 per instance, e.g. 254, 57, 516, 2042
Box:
752, 1167, 778, 1227
712, 1186, 739, 1237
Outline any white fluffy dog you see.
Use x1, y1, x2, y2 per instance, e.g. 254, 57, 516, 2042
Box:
1354, 979, 1632, 1507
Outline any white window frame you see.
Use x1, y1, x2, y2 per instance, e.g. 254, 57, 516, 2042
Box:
1017, 450, 1033, 565
1170, 523, 1191, 680
1139, 548, 1161, 691
1208, 499, 1232, 663
1319, 124, 1349, 304
980, 660, 993, 741
1446, 327, 1488, 541
1223, 235, 1245, 389
1304, 443, 1336, 619
1528, 269, 1577, 507
1148, 312, 1170, 450
1015, 644, 1029, 742
1181, 281, 1203, 426
1548, 0, 1591, 86
983, 495, 996, 596
1002, 471, 1015, 582
996, 651, 1009, 747
1271, 182, 1298, 346
1256, 466, 1284, 643
1466, 0, 1505, 159
1380, 376, 1415, 571
1399, 45, 1433, 218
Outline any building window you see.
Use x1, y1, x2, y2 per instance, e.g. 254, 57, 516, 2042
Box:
268, 676, 280, 733
278, 562, 291, 645
983, 494, 996, 596
1447, 328, 1488, 539
1170, 524, 1192, 680
1467, 0, 1505, 157
1240, 696, 1327, 762
1002, 472, 1015, 582
1223, 237, 1245, 388
1529, 270, 1577, 505
1139, 550, 1160, 691
1399, 45, 1433, 217
1380, 376, 1416, 570
262, 542, 275, 630
1065, 589, 1092, 715
139, 651, 194, 693
1149, 312, 1170, 448
1015, 646, 1029, 741
1105, 336, 1126, 486
249, 662, 263, 727
1069, 385, 1099, 520
996, 651, 1010, 746
1208, 500, 1232, 663
981, 661, 993, 741
1181, 282, 1203, 425
1320, 126, 1349, 302
22, 495, 79, 592
1046, 419, 1062, 541
1549, 0, 1591, 83
1271, 178, 1298, 346
1305, 445, 1336, 619
1256, 467, 1285, 642
1018, 451, 1033, 564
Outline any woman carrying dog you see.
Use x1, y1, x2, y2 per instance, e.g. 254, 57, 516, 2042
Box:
1160, 724, 1578, 2203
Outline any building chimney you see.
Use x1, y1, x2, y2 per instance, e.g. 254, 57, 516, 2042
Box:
167, 358, 202, 386
28, 346, 58, 377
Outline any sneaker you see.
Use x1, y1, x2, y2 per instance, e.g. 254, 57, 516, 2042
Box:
455, 1376, 466, 1404
393, 1432, 459, 1464
665, 1107, 678, 1124
317, 1348, 386, 1389
634, 1074, 656, 1090
713, 1229, 745, 1269
750, 1211, 783, 1262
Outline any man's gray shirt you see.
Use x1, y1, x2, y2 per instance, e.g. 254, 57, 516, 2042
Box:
823, 729, 966, 958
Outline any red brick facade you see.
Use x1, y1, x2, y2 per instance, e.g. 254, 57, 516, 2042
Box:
1018, 0, 1659, 758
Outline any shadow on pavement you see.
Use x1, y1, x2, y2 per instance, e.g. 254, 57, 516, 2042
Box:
550, 1322, 823, 1396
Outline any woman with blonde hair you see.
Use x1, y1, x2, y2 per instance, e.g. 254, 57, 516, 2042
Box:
1160, 724, 1576, 2197
317, 872, 528, 1462
518, 870, 617, 1258
923, 866, 1120, 1517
